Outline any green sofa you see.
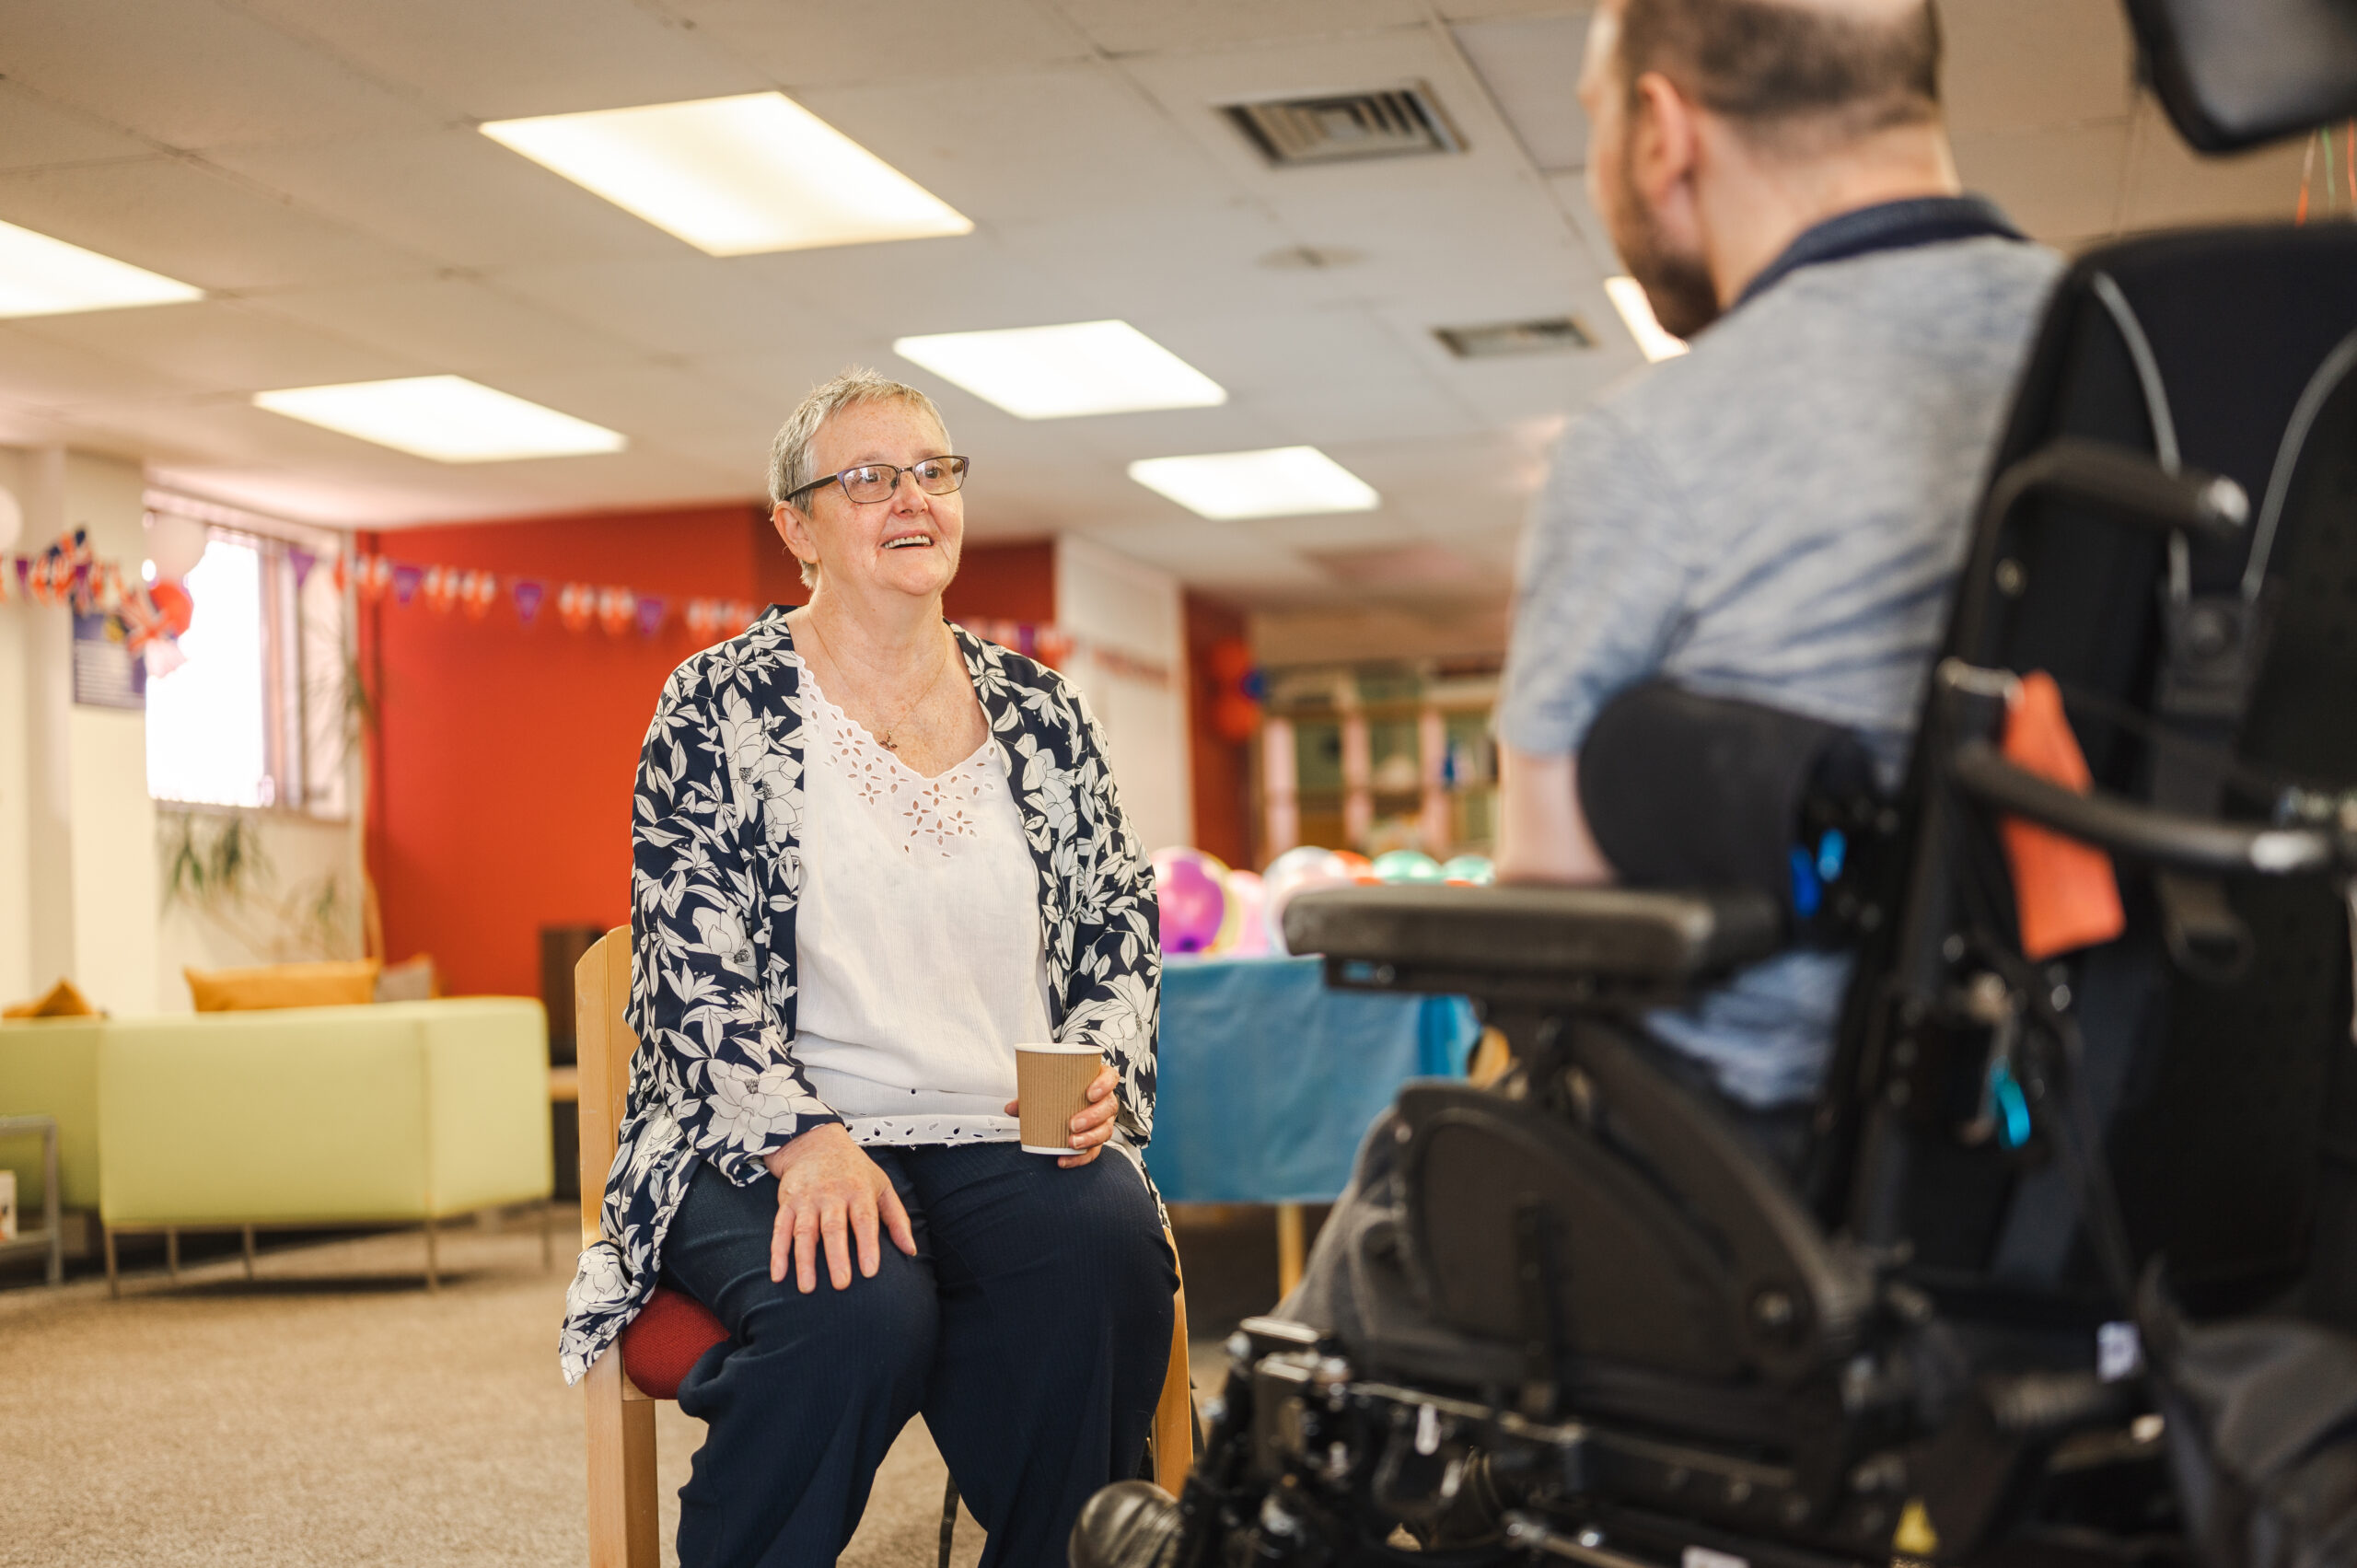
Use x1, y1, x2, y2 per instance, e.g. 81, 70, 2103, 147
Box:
0, 998, 552, 1281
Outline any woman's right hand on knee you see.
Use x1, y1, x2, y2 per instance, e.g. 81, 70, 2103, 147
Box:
762, 1126, 918, 1293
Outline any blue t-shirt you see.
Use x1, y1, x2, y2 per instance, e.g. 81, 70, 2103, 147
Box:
1497, 215, 2062, 1106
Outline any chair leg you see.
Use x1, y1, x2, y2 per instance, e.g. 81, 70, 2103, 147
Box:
586, 1352, 660, 1568
103, 1225, 119, 1299
938, 1473, 959, 1568
1155, 1228, 1198, 1492
242, 1225, 257, 1281
424, 1217, 439, 1293
1275, 1203, 1304, 1299
166, 1226, 180, 1280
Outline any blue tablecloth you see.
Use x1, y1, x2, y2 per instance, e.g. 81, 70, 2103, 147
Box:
1142, 955, 1479, 1203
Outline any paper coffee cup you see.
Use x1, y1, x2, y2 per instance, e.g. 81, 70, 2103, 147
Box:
1016, 1042, 1103, 1156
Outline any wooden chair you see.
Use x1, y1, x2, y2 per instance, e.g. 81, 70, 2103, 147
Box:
578, 928, 1197, 1568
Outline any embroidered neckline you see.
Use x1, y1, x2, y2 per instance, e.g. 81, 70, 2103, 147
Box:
804, 672, 998, 861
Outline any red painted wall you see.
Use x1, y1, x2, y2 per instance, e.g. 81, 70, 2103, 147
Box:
1184, 591, 1255, 869
360, 505, 1054, 998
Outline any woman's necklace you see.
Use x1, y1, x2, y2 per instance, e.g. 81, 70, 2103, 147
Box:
802, 613, 953, 752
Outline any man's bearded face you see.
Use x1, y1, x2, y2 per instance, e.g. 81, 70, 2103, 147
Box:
1602, 124, 1721, 343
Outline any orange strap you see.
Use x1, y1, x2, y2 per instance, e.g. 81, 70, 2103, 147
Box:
1999, 671, 2127, 961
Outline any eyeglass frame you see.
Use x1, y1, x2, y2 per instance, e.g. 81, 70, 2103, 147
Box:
782, 456, 970, 509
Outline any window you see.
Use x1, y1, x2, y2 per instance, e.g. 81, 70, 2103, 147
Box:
145, 518, 350, 817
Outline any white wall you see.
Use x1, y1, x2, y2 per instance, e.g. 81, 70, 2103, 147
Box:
1053, 536, 1192, 856
0, 447, 32, 1008
0, 446, 367, 1016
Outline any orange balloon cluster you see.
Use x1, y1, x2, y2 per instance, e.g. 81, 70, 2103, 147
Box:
1206, 638, 1264, 744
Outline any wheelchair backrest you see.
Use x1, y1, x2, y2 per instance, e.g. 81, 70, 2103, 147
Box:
1823, 225, 2357, 1325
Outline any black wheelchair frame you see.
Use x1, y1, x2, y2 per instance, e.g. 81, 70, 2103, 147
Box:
1159, 219, 2357, 1568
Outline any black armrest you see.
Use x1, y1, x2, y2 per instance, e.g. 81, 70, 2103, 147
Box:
1282, 884, 1785, 1005
1948, 738, 2345, 876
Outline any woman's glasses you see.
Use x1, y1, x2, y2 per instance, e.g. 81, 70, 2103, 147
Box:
786, 456, 970, 507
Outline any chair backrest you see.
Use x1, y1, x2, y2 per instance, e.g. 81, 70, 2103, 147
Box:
1824, 226, 2357, 1323
575, 927, 636, 1249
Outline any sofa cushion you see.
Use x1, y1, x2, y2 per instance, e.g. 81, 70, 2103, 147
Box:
620, 1286, 730, 1400
4, 978, 98, 1019
185, 960, 381, 1012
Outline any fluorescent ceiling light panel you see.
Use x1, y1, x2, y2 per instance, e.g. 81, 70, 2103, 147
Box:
0, 219, 202, 319
253, 376, 627, 463
1603, 275, 1689, 363
481, 92, 971, 256
894, 320, 1227, 420
1129, 447, 1379, 520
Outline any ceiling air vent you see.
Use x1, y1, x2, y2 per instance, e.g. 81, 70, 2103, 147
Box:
1434, 316, 1596, 359
1224, 84, 1464, 168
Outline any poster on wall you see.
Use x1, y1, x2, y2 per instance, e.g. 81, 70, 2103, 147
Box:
71, 612, 145, 710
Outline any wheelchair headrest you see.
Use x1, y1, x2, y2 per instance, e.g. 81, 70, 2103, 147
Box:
2125, 0, 2357, 153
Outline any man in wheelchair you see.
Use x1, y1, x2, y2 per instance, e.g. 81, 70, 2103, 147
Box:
1074, 0, 2357, 1564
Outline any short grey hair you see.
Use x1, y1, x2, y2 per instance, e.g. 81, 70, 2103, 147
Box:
766, 367, 950, 587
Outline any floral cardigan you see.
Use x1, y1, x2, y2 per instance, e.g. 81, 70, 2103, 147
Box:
559, 610, 1160, 1385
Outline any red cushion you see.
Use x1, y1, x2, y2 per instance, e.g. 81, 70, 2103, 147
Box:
618, 1286, 730, 1400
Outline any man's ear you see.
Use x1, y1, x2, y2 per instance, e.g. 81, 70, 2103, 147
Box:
772, 501, 819, 575
1626, 70, 1701, 211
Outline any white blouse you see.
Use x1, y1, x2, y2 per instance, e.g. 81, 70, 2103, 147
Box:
789, 669, 1054, 1146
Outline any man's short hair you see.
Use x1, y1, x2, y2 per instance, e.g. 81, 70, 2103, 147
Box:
1618, 0, 1942, 145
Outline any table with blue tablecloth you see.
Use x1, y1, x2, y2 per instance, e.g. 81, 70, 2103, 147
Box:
1143, 954, 1478, 1204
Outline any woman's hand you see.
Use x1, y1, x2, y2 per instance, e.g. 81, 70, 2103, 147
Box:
762, 1124, 917, 1293
1005, 1062, 1120, 1169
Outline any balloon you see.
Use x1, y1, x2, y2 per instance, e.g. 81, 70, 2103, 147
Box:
1332, 850, 1376, 885
0, 486, 20, 554
1208, 638, 1255, 684
1372, 849, 1446, 884
148, 579, 194, 637
1212, 691, 1261, 744
1220, 870, 1269, 956
145, 513, 208, 582
1151, 847, 1229, 955
1260, 846, 1353, 954
1442, 854, 1496, 886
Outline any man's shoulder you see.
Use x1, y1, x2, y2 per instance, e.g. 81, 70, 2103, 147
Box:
1592, 238, 2064, 447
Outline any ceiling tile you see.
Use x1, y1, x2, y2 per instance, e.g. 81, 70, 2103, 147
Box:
0, 82, 152, 172
0, 323, 204, 409
210, 127, 693, 271
0, 0, 441, 150
245, 277, 647, 377
231, 0, 768, 122
794, 64, 1233, 233
1953, 122, 2131, 244
726, 237, 1072, 339
499, 254, 871, 359
2119, 98, 2311, 233
1451, 11, 1593, 173
0, 158, 429, 293
660, 0, 1091, 86
493, 363, 775, 454
1045, 0, 1425, 55
10, 299, 427, 393
1939, 0, 2134, 135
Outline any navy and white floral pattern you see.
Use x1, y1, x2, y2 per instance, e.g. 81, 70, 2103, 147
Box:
560, 610, 1160, 1385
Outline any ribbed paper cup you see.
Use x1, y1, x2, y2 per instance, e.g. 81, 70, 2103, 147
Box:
1016, 1042, 1103, 1155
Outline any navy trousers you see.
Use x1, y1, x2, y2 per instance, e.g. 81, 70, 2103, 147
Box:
659, 1142, 1177, 1568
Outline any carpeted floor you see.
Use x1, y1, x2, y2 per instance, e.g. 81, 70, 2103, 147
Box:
0, 1214, 989, 1568
0, 1207, 1291, 1567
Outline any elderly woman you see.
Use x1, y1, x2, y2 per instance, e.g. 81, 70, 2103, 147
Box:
561, 368, 1171, 1568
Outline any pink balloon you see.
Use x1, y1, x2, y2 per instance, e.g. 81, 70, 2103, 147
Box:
1260, 846, 1353, 955
1151, 847, 1228, 955
1221, 871, 1269, 955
